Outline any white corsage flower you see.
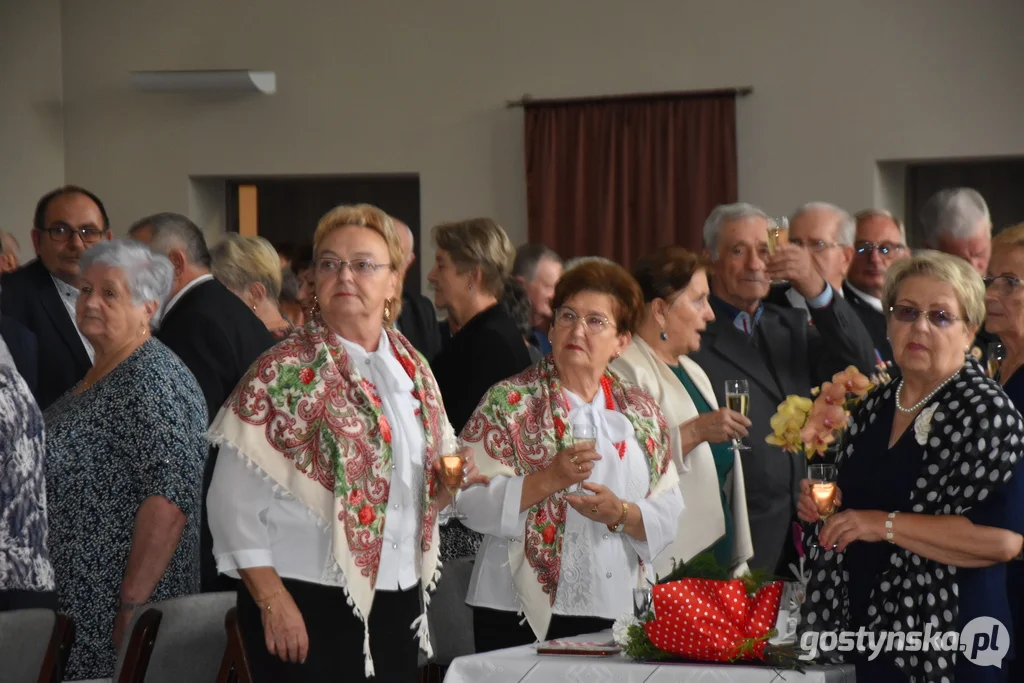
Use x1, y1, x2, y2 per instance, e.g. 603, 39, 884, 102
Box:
914, 405, 938, 445
612, 614, 640, 646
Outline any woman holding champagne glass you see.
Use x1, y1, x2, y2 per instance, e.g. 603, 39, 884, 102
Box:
797, 252, 1024, 683
206, 204, 486, 682
458, 261, 683, 653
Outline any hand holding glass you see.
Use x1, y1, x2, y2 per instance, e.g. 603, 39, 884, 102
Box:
808, 464, 838, 547
572, 422, 597, 492
723, 380, 750, 451
439, 434, 467, 520
766, 217, 790, 285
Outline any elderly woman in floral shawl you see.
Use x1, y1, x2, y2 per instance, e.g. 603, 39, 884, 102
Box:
459, 261, 683, 653
207, 204, 485, 682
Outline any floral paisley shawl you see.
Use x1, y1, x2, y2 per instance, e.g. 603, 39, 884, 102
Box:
207, 319, 447, 673
461, 355, 677, 639
799, 358, 1023, 683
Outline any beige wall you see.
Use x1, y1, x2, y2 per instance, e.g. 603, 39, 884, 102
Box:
56, 0, 1024, 287
0, 1, 65, 260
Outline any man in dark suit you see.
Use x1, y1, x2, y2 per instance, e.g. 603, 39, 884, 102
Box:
690, 203, 876, 575
0, 186, 111, 409
129, 213, 276, 592
844, 209, 911, 364
394, 219, 443, 363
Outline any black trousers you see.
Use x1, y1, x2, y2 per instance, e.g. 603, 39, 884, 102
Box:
0, 589, 57, 612
472, 606, 614, 654
238, 579, 421, 683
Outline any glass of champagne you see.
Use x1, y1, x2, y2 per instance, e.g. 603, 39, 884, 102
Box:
766, 217, 789, 285
723, 380, 750, 451
571, 419, 597, 493
439, 434, 467, 520
808, 463, 838, 547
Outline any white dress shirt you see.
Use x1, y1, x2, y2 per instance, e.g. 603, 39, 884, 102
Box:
50, 274, 94, 363
207, 330, 425, 591
460, 388, 683, 620
161, 273, 215, 321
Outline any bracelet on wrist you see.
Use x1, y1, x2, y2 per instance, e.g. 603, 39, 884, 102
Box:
256, 588, 286, 613
885, 511, 898, 544
118, 598, 145, 613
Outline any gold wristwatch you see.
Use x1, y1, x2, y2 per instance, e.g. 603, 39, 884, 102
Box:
607, 502, 630, 533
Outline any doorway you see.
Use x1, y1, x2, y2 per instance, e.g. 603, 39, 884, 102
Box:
225, 175, 423, 294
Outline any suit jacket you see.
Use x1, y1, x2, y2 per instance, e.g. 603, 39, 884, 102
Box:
612, 338, 753, 574
397, 293, 443, 364
433, 303, 534, 435
0, 317, 38, 397
689, 294, 876, 573
843, 283, 892, 364
0, 260, 91, 409
155, 277, 276, 592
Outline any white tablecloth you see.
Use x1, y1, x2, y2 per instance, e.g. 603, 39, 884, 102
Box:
444, 632, 856, 683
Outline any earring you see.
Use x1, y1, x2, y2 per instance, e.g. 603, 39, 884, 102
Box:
383, 298, 394, 324
469, 284, 474, 294
660, 329, 668, 341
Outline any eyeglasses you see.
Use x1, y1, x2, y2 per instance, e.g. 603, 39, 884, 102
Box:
855, 241, 907, 257
38, 224, 105, 243
553, 307, 614, 334
889, 304, 964, 328
984, 275, 1023, 297
789, 238, 841, 253
316, 258, 390, 277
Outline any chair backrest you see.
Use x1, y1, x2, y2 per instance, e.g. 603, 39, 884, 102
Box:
0, 609, 74, 683
114, 592, 236, 683
427, 556, 476, 666
214, 607, 252, 683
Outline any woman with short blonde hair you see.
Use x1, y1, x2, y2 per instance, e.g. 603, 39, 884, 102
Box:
207, 203, 485, 682
211, 234, 294, 339
799, 251, 1024, 682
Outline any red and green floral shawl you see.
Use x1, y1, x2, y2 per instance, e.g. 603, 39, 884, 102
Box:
461, 356, 678, 639
207, 319, 447, 674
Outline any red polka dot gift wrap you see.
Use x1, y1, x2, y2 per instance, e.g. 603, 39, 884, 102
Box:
644, 578, 785, 662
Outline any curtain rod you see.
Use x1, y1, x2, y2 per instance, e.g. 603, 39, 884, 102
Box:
505, 86, 753, 109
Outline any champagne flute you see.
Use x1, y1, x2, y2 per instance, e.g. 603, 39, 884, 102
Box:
439, 434, 467, 520
766, 217, 789, 285
571, 419, 597, 493
723, 380, 750, 451
808, 463, 838, 548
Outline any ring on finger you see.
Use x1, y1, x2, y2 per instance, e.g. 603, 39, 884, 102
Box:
569, 455, 578, 464
577, 464, 583, 473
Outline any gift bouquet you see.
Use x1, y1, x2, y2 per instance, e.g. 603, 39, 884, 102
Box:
615, 553, 800, 667
764, 365, 881, 459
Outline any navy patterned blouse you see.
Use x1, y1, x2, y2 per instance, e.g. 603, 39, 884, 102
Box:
0, 365, 54, 597
44, 339, 208, 680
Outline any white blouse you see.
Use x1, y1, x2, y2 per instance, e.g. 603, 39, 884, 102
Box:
207, 331, 426, 591
459, 388, 683, 620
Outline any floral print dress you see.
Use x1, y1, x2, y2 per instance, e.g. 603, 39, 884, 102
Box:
43, 339, 207, 680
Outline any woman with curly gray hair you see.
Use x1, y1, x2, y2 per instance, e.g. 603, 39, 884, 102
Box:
44, 238, 208, 680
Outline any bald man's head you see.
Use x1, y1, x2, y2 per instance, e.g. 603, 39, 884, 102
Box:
395, 219, 415, 277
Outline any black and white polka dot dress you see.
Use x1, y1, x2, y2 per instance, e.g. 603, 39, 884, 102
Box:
44, 339, 208, 680
799, 359, 1024, 683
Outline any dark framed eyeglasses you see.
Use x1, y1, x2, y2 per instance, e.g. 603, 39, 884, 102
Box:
789, 238, 841, 253
889, 304, 964, 328
983, 274, 1023, 297
553, 307, 614, 334
38, 224, 105, 243
855, 241, 906, 257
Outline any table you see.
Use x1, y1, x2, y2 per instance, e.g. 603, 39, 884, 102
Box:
444, 632, 855, 683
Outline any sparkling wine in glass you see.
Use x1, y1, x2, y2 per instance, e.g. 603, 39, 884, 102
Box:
767, 217, 790, 285
808, 463, 838, 547
571, 419, 597, 493
439, 435, 467, 520
724, 379, 750, 451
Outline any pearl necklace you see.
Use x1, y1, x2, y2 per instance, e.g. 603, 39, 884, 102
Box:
895, 371, 959, 414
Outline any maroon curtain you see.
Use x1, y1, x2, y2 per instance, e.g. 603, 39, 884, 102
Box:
524, 94, 737, 266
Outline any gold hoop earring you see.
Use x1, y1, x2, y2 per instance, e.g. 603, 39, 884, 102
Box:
310, 295, 321, 319
383, 298, 394, 324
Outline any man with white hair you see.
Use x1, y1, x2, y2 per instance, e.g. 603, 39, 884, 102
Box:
690, 202, 876, 575
920, 187, 991, 275
512, 244, 563, 355
394, 218, 443, 363
768, 202, 856, 320
844, 209, 910, 362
